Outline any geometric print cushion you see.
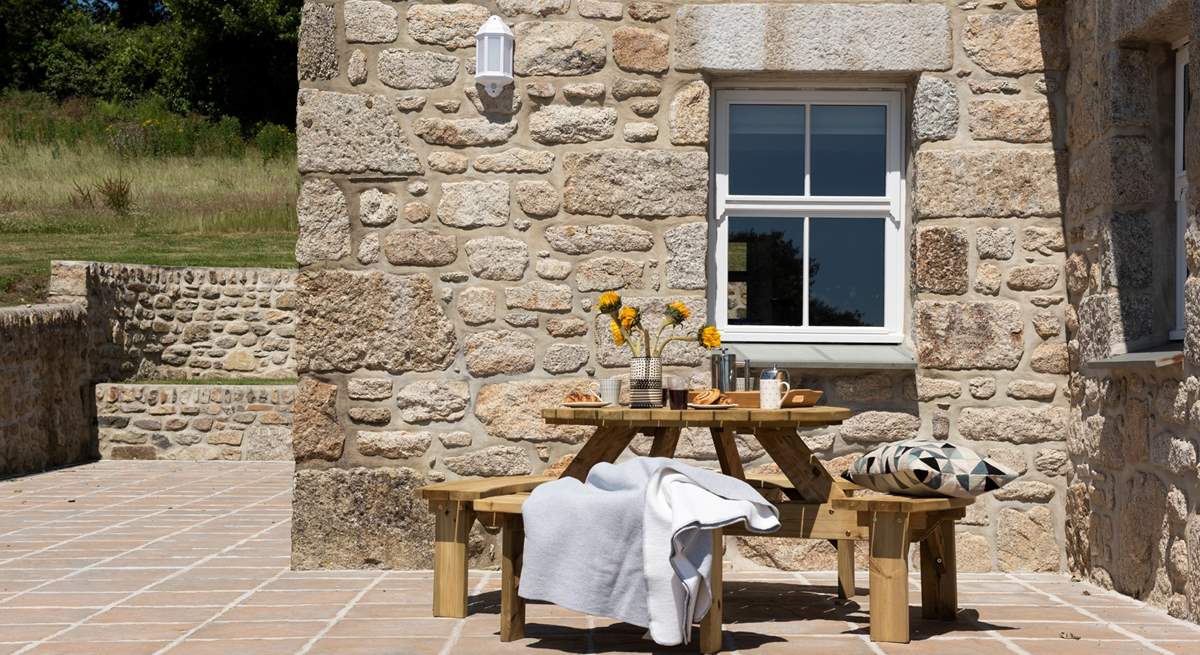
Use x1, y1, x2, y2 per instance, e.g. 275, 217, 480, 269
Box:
841, 439, 1019, 498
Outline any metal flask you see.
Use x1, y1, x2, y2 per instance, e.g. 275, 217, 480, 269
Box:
710, 350, 737, 392
759, 364, 791, 385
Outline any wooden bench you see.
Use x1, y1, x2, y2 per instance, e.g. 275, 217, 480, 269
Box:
418, 472, 972, 650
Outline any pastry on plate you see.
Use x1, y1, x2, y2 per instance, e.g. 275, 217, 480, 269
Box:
692, 389, 732, 405
564, 390, 602, 403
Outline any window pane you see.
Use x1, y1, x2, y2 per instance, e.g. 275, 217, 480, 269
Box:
808, 218, 885, 327
728, 104, 806, 196
727, 216, 805, 326
810, 105, 886, 196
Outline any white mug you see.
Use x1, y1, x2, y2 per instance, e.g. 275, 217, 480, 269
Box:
759, 379, 791, 410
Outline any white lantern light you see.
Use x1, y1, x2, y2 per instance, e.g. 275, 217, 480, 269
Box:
475, 15, 514, 98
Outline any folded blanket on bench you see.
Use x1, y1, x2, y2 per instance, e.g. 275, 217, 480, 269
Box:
519, 457, 780, 646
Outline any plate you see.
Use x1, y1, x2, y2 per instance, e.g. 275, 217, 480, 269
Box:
688, 403, 739, 410
563, 401, 610, 408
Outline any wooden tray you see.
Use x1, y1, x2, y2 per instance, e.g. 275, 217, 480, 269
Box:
700, 389, 823, 409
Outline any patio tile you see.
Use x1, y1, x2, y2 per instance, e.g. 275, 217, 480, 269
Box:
187, 619, 328, 640
1, 461, 1194, 655
307, 637, 448, 654
24, 642, 168, 655
159, 637, 311, 654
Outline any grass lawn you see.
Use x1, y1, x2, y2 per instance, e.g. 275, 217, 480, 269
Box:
0, 141, 298, 305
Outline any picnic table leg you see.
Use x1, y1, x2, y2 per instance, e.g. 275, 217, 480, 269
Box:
699, 528, 724, 654
920, 514, 958, 621
649, 427, 682, 458
710, 428, 745, 479
868, 511, 911, 643
561, 427, 639, 481
500, 515, 526, 641
837, 539, 856, 599
432, 500, 475, 618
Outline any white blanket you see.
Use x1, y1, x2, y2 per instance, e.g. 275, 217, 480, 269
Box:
519, 457, 780, 646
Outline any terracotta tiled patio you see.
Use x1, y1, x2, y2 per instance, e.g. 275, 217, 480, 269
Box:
0, 462, 1193, 655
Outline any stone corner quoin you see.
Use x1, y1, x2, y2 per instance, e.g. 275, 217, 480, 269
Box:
288, 0, 1083, 581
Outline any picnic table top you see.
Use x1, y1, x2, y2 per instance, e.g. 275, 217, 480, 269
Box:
541, 405, 852, 428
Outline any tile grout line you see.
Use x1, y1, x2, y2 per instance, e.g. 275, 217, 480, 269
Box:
792, 571, 887, 655
10, 512, 291, 655
0, 468, 273, 562
293, 570, 389, 655
2, 479, 291, 604
152, 566, 291, 654
436, 571, 497, 655
1003, 573, 1175, 655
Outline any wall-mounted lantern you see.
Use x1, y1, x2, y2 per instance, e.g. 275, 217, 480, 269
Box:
475, 16, 513, 98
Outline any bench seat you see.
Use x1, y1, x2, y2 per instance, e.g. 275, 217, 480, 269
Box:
420, 471, 970, 651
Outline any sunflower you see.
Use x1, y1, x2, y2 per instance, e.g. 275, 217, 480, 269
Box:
609, 319, 626, 346
618, 306, 641, 330
665, 301, 691, 325
698, 325, 721, 349
597, 291, 622, 314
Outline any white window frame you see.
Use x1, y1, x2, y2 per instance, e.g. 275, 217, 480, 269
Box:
1173, 42, 1189, 341
713, 89, 905, 344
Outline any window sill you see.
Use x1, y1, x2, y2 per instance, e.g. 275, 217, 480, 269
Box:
724, 343, 916, 370
1085, 342, 1184, 371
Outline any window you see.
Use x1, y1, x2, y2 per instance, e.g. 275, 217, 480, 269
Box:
714, 89, 905, 343
1174, 43, 1190, 340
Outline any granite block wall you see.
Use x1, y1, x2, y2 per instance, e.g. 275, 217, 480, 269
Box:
96, 383, 296, 461
49, 261, 298, 381
290, 0, 1074, 574
0, 304, 95, 476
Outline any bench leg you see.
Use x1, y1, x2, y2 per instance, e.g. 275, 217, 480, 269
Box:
837, 539, 856, 599
432, 501, 474, 618
500, 515, 526, 641
920, 515, 958, 621
699, 528, 723, 654
868, 511, 911, 644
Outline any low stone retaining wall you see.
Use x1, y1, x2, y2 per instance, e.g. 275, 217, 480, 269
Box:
1, 304, 95, 476
50, 261, 298, 380
97, 383, 295, 461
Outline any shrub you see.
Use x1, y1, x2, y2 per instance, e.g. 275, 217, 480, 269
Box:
69, 181, 94, 209
253, 123, 295, 161
95, 176, 133, 214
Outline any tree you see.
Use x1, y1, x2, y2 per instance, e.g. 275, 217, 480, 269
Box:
0, 0, 67, 90
166, 0, 301, 127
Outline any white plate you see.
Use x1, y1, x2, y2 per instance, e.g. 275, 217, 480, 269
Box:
688, 403, 739, 410
563, 401, 610, 408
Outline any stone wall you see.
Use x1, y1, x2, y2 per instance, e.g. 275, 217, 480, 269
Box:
0, 304, 95, 476
49, 261, 298, 381
1063, 0, 1200, 622
290, 0, 1072, 573
96, 383, 295, 461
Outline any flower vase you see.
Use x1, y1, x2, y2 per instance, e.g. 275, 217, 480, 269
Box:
629, 356, 663, 408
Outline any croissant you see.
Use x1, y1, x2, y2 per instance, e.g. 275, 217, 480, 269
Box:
564, 391, 601, 403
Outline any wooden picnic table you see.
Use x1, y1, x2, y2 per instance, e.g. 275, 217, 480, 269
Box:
419, 405, 972, 650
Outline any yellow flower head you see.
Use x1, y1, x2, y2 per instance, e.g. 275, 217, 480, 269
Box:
597, 291, 622, 314
619, 306, 641, 330
665, 301, 691, 325
698, 325, 721, 349
609, 319, 625, 346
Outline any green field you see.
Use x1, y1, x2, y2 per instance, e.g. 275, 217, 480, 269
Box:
0, 95, 298, 305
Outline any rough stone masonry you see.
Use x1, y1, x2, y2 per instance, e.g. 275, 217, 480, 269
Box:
291, 0, 1077, 580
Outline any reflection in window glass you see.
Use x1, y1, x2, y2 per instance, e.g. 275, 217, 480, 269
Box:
727, 217, 805, 326
729, 104, 806, 196
810, 105, 887, 197
808, 218, 885, 327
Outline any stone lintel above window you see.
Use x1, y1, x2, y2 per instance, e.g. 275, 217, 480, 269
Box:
674, 3, 952, 74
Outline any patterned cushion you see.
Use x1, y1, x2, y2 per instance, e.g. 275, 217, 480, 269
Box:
841, 439, 1019, 498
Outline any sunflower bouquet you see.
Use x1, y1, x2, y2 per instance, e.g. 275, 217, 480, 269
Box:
597, 291, 722, 357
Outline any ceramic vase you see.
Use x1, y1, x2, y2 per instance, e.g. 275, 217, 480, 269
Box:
629, 356, 663, 408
